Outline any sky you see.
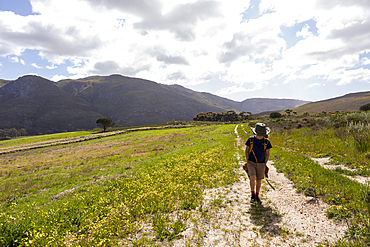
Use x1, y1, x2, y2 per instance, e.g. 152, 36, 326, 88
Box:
0, 0, 370, 102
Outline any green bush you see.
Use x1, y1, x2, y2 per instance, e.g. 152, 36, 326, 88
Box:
270, 112, 282, 119
330, 112, 370, 129
347, 122, 370, 153
359, 103, 370, 111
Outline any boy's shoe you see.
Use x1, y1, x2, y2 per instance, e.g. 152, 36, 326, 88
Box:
250, 194, 256, 203
255, 196, 262, 204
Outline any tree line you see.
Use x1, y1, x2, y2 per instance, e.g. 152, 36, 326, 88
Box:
0, 128, 28, 139
193, 110, 252, 122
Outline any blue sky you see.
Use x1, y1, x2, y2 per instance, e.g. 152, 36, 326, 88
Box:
0, 0, 369, 102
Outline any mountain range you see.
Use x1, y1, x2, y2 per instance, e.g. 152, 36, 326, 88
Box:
0, 74, 307, 134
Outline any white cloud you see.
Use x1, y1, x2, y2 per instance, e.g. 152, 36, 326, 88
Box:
363, 57, 370, 65
296, 24, 313, 38
217, 80, 269, 96
31, 63, 42, 69
10, 57, 19, 63
46, 64, 57, 69
9, 56, 26, 65
307, 82, 321, 88
50, 74, 81, 82
0, 0, 369, 98
335, 68, 370, 85
50, 74, 68, 82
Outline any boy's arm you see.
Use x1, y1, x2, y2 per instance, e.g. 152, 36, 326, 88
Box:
245, 146, 249, 161
265, 149, 270, 164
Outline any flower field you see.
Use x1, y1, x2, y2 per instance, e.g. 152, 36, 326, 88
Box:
2, 112, 370, 246
0, 124, 239, 246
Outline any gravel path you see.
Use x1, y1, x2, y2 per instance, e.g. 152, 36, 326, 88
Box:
174, 126, 347, 246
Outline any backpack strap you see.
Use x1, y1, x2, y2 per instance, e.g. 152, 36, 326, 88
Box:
248, 137, 269, 164
248, 137, 268, 155
263, 138, 268, 157
248, 136, 254, 155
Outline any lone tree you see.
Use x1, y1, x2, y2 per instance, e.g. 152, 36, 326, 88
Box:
96, 117, 115, 132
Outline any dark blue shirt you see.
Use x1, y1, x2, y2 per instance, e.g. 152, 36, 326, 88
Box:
245, 136, 272, 163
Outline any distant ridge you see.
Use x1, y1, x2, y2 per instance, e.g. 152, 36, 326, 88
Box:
0, 79, 10, 88
292, 91, 370, 114
0, 74, 307, 134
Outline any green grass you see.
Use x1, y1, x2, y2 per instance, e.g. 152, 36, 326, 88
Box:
237, 123, 370, 246
3, 119, 370, 246
0, 131, 97, 149
270, 147, 370, 246
269, 126, 370, 176
0, 124, 239, 246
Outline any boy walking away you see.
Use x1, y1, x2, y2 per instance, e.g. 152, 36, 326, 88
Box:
245, 123, 272, 203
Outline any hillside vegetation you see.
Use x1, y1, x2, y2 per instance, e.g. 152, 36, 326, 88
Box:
0, 74, 307, 134
1, 111, 370, 246
291, 91, 370, 115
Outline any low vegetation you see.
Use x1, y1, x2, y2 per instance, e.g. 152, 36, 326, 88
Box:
193, 110, 252, 122
0, 128, 28, 140
261, 111, 370, 246
359, 102, 370, 111
1, 111, 370, 246
0, 124, 238, 246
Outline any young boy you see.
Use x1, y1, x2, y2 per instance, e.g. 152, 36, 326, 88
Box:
245, 123, 272, 203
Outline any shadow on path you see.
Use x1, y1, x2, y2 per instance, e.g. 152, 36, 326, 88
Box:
248, 203, 284, 237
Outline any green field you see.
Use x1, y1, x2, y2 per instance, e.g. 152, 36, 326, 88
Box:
1, 116, 370, 246
0, 131, 97, 149
0, 124, 239, 246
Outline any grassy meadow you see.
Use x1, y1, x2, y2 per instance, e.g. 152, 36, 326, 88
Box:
0, 124, 239, 246
1, 111, 370, 246
0, 131, 97, 149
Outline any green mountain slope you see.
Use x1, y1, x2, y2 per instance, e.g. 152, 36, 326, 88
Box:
57, 75, 229, 126
293, 91, 370, 114
0, 75, 100, 133
0, 74, 308, 134
157, 84, 308, 114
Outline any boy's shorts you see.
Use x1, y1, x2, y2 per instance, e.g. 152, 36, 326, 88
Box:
247, 161, 266, 179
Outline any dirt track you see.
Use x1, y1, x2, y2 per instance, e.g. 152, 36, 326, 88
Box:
174, 125, 346, 246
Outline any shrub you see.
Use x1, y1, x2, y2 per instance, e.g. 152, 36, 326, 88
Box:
360, 103, 370, 111
330, 112, 370, 129
347, 122, 370, 153
270, 112, 282, 119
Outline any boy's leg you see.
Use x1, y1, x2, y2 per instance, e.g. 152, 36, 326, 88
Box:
247, 161, 258, 203
255, 164, 265, 203
255, 179, 262, 203
249, 175, 256, 191
256, 179, 262, 193
249, 175, 256, 203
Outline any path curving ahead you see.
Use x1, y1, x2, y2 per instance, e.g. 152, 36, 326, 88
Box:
174, 125, 346, 246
